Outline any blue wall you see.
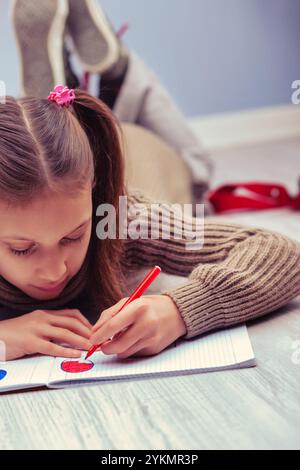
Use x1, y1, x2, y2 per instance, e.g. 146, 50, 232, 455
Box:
1, 0, 300, 116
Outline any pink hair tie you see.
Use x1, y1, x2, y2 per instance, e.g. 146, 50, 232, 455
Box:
47, 85, 75, 107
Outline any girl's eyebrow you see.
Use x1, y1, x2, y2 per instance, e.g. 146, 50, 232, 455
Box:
0, 217, 92, 242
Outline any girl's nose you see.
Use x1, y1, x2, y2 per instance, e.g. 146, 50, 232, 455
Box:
37, 258, 68, 285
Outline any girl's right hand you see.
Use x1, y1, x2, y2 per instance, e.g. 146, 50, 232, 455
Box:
0, 309, 94, 361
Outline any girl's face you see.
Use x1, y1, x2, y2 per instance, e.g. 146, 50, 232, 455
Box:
0, 184, 93, 300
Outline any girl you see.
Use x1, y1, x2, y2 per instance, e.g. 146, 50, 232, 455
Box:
0, 85, 300, 362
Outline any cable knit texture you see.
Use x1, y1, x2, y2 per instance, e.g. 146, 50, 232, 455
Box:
122, 190, 300, 339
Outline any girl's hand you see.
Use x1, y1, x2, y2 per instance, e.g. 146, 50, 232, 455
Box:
90, 295, 187, 359
0, 309, 94, 361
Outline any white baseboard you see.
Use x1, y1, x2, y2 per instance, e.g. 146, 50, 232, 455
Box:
189, 104, 300, 151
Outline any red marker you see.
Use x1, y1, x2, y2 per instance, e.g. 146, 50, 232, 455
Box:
85, 265, 162, 360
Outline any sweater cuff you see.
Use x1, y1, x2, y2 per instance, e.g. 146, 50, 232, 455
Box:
162, 280, 226, 340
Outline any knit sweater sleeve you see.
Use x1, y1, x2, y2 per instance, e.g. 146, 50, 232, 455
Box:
121, 190, 300, 339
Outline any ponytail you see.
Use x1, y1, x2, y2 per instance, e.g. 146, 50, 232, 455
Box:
71, 90, 127, 312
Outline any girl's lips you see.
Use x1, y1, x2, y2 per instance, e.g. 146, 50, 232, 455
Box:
33, 279, 67, 292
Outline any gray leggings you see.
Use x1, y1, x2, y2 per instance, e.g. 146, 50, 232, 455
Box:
112, 50, 214, 190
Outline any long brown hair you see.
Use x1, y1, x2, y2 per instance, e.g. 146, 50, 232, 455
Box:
0, 89, 127, 312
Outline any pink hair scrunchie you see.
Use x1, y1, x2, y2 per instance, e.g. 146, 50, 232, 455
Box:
48, 85, 75, 107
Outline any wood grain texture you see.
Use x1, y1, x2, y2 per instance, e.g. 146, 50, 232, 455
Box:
0, 138, 299, 450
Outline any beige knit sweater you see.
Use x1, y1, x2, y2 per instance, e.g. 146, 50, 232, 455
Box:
122, 190, 300, 339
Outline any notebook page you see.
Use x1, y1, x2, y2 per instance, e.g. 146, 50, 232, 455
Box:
48, 324, 255, 388
229, 324, 255, 364
0, 355, 54, 393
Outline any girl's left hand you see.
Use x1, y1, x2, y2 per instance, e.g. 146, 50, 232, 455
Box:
90, 295, 187, 359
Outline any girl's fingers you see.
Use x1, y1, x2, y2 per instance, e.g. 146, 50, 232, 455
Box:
113, 327, 130, 341
92, 298, 130, 331
46, 309, 92, 328
116, 338, 151, 359
100, 323, 144, 355
43, 326, 93, 351
48, 316, 92, 339
90, 300, 142, 345
36, 340, 82, 358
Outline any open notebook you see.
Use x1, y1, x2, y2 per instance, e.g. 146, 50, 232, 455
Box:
0, 324, 255, 393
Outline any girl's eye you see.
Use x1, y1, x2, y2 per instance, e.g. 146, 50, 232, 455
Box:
9, 235, 84, 257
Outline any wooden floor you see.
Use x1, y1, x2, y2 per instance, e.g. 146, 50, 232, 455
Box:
1, 138, 300, 450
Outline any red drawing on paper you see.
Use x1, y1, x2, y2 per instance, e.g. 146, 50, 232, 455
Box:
61, 360, 94, 373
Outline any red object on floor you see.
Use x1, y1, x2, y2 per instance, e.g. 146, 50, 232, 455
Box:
207, 182, 300, 214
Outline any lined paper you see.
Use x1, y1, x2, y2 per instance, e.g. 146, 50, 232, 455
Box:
0, 324, 255, 393
0, 355, 53, 392
48, 324, 256, 388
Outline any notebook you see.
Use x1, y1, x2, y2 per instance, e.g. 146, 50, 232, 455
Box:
0, 324, 256, 393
